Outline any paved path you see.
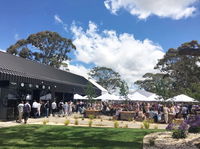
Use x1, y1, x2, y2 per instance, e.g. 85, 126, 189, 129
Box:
0, 114, 167, 129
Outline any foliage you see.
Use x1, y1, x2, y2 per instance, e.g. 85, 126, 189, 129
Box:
143, 120, 150, 129
64, 120, 70, 126
114, 121, 119, 128
119, 80, 129, 102
172, 129, 187, 139
166, 123, 177, 131
88, 114, 95, 120
85, 82, 96, 107
74, 119, 79, 125
149, 138, 155, 146
154, 125, 158, 129
89, 67, 129, 95
7, 31, 76, 68
140, 124, 144, 129
42, 119, 49, 125
0, 125, 164, 149
185, 115, 200, 127
88, 120, 93, 127
135, 40, 200, 101
188, 126, 200, 133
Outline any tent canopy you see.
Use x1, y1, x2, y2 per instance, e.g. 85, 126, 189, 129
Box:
128, 92, 148, 101
74, 94, 87, 100
95, 93, 119, 101
167, 94, 198, 102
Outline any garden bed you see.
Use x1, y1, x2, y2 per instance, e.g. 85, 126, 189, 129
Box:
143, 132, 200, 149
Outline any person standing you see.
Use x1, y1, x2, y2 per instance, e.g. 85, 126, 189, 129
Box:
163, 105, 169, 123
23, 101, 31, 124
44, 101, 50, 118
51, 101, 57, 117
17, 101, 24, 123
32, 100, 38, 118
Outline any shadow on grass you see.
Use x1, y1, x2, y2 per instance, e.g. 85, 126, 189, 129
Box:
0, 125, 162, 149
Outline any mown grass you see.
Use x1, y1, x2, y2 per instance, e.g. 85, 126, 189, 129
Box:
0, 125, 163, 149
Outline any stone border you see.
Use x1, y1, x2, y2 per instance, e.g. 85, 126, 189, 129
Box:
143, 132, 200, 149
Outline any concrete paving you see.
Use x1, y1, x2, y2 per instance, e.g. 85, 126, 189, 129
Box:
0, 113, 167, 129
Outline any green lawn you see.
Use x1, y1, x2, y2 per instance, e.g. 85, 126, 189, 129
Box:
0, 125, 163, 149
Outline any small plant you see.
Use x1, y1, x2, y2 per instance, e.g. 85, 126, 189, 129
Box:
124, 124, 128, 128
82, 117, 84, 121
128, 118, 132, 122
64, 120, 70, 126
74, 115, 78, 119
172, 129, 187, 139
75, 119, 79, 125
143, 120, 150, 129
43, 119, 49, 125
188, 126, 200, 133
88, 114, 95, 120
114, 121, 119, 128
88, 120, 93, 127
153, 125, 158, 129
100, 118, 103, 122
140, 124, 144, 129
149, 138, 155, 146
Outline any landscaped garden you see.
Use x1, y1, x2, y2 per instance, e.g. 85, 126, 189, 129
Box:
0, 125, 163, 149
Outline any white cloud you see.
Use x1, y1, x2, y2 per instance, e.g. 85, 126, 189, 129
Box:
71, 21, 164, 88
14, 33, 19, 40
104, 0, 198, 20
54, 14, 68, 32
0, 48, 5, 52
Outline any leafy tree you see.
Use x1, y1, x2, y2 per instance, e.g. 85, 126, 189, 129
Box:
135, 40, 200, 101
89, 67, 128, 95
119, 80, 129, 99
7, 31, 76, 68
85, 82, 96, 107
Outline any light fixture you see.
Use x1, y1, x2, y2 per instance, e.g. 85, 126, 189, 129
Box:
36, 85, 39, 88
48, 86, 51, 90
29, 84, 32, 88
21, 83, 24, 87
42, 85, 45, 89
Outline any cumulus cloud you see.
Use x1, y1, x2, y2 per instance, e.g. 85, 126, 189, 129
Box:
71, 21, 164, 87
104, 0, 198, 20
54, 14, 68, 32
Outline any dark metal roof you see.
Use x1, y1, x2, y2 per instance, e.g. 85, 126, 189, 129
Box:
0, 51, 101, 95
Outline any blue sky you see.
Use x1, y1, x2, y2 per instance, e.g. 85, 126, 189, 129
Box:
0, 0, 200, 88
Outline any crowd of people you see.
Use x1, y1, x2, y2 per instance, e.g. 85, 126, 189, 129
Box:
17, 99, 200, 124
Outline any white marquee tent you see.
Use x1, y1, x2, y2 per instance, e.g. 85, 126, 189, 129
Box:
166, 94, 198, 102
147, 94, 164, 102
128, 92, 148, 101
74, 94, 87, 100
95, 93, 119, 101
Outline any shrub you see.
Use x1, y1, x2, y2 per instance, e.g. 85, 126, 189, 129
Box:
143, 120, 150, 129
114, 121, 119, 128
75, 119, 79, 125
154, 125, 158, 129
74, 115, 78, 119
64, 120, 70, 126
166, 123, 177, 131
82, 117, 84, 121
124, 124, 128, 128
185, 115, 200, 127
88, 115, 95, 120
188, 126, 200, 133
88, 120, 93, 127
43, 119, 49, 125
140, 124, 144, 129
149, 138, 155, 146
172, 129, 187, 139
128, 118, 132, 122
